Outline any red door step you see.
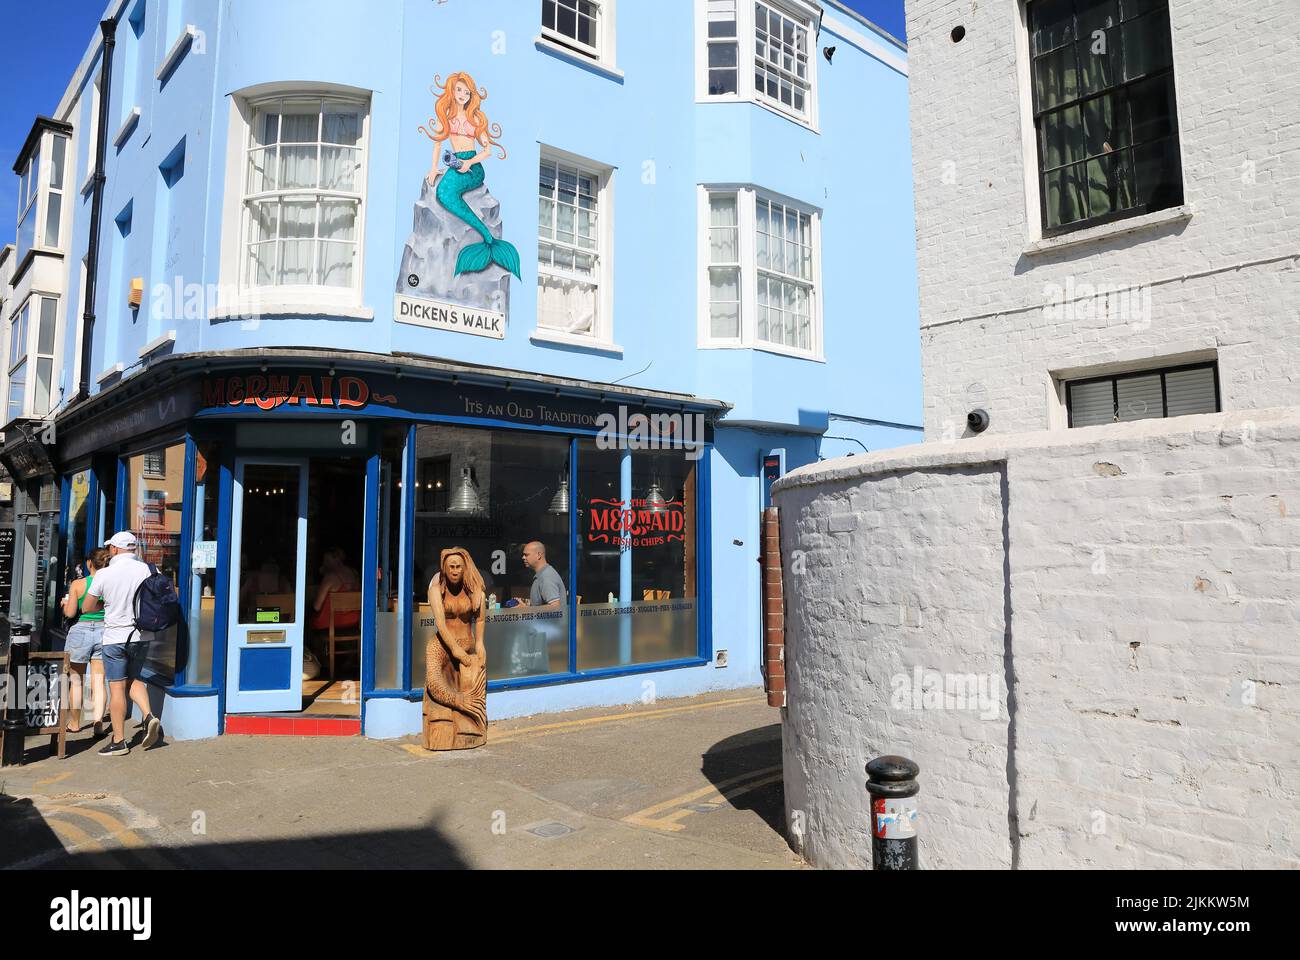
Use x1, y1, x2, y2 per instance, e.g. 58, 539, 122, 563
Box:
225, 715, 361, 737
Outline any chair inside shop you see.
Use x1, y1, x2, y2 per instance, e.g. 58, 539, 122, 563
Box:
326, 591, 362, 679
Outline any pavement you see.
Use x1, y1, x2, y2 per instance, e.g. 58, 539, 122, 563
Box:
1, 688, 804, 869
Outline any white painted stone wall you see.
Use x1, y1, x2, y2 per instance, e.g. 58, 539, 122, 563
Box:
904, 0, 1300, 438
775, 408, 1300, 869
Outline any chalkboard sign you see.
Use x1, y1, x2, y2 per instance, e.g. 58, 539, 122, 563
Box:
0, 650, 69, 761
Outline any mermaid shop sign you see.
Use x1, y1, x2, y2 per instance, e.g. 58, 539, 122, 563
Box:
396, 72, 519, 340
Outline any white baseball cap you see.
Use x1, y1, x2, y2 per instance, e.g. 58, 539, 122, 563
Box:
108, 531, 138, 550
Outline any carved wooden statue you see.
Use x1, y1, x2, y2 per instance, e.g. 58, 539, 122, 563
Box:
423, 547, 488, 750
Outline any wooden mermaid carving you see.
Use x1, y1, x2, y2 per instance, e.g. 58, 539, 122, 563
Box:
423, 547, 488, 750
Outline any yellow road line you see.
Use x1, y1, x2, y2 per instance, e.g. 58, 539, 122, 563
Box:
42, 803, 172, 868
45, 817, 106, 856
33, 772, 73, 789
622, 764, 784, 833
489, 695, 763, 746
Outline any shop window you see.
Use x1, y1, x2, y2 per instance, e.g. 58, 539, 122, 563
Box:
575, 440, 699, 671
411, 425, 572, 686
417, 455, 450, 513
64, 470, 93, 579
125, 442, 186, 681
185, 440, 223, 687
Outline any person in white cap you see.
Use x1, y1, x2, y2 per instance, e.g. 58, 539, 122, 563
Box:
80, 531, 164, 756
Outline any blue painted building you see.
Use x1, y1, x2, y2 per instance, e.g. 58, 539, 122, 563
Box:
0, 0, 919, 739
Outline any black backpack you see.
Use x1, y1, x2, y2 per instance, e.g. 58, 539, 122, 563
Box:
133, 563, 181, 636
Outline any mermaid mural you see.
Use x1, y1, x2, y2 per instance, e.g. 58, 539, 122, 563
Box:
420, 73, 521, 279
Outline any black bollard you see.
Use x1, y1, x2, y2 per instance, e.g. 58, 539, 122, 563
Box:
2, 624, 34, 767
866, 755, 920, 869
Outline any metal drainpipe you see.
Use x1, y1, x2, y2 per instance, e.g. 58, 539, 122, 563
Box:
76, 18, 117, 403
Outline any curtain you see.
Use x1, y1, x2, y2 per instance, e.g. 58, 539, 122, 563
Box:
538, 274, 596, 335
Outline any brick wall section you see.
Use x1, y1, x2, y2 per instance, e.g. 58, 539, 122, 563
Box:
775, 408, 1300, 869
761, 507, 786, 708
903, 0, 1300, 438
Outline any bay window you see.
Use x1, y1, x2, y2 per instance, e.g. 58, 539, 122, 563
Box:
16, 145, 40, 261
4, 296, 58, 423
239, 95, 369, 296
699, 186, 821, 357
14, 130, 70, 261
697, 0, 820, 127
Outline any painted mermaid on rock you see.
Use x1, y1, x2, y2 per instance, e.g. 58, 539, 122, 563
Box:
420, 72, 522, 279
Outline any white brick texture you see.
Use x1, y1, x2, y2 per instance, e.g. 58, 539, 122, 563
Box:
905, 0, 1300, 438
775, 409, 1300, 869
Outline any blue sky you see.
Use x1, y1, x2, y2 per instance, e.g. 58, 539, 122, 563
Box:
0, 0, 106, 246
0, 0, 906, 247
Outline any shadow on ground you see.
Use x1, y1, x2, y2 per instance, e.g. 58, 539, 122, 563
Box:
700, 722, 788, 840
2, 790, 471, 870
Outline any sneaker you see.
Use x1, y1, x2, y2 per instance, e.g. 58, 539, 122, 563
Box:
141, 714, 163, 750
98, 739, 130, 758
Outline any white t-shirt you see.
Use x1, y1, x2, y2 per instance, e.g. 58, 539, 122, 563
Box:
87, 553, 154, 646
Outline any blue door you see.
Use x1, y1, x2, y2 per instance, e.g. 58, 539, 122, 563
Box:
225, 458, 308, 714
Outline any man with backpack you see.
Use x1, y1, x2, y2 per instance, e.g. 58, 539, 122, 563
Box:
81, 531, 178, 757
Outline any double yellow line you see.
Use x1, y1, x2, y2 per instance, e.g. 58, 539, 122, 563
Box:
621, 764, 784, 833
31, 797, 171, 867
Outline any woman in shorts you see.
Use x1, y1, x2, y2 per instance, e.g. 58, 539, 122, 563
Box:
62, 547, 110, 735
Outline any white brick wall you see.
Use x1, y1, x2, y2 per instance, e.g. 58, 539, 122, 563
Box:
905, 0, 1300, 438
775, 408, 1300, 869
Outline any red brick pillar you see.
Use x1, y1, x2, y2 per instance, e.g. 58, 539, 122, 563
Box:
761, 506, 786, 708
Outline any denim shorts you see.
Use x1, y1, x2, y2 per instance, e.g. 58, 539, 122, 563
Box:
65, 620, 105, 664
102, 641, 149, 682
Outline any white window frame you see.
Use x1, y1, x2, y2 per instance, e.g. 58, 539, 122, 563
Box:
539, 0, 618, 71
16, 145, 41, 261
214, 84, 374, 321
533, 146, 618, 352
44, 133, 68, 251
697, 184, 823, 361
695, 0, 821, 131
4, 294, 63, 423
